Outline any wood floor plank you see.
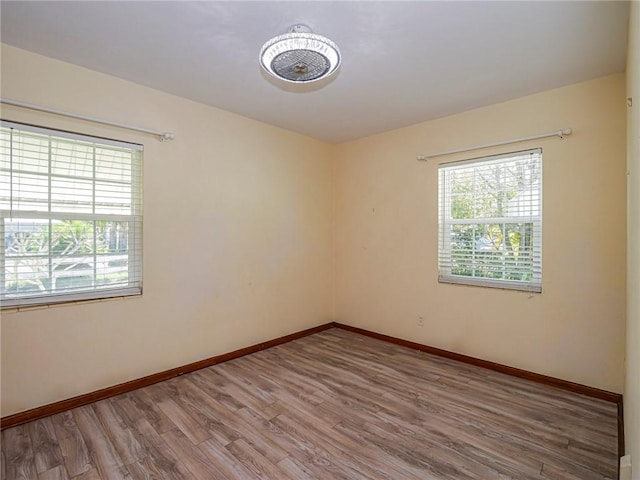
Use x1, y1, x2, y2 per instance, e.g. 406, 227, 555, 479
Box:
1, 440, 7, 480
175, 378, 289, 464
116, 390, 175, 435
72, 406, 130, 480
238, 406, 380, 480
27, 417, 64, 474
246, 351, 334, 398
107, 396, 143, 430
38, 465, 69, 480
211, 368, 275, 414
275, 456, 317, 480
1, 328, 619, 480
188, 369, 246, 412
160, 429, 228, 479
323, 375, 545, 476
154, 398, 211, 446
240, 410, 359, 479
225, 438, 294, 480
198, 438, 260, 480
127, 419, 195, 480
49, 412, 92, 478
168, 378, 241, 446
3, 426, 37, 480
72, 468, 102, 480
272, 412, 402, 480
539, 460, 616, 480
124, 460, 160, 480
92, 401, 146, 466
216, 360, 277, 404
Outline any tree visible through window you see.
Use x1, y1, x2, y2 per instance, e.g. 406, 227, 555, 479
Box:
0, 121, 143, 307
438, 149, 542, 292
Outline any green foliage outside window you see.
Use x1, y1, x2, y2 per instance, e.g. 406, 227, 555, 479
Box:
4, 219, 130, 294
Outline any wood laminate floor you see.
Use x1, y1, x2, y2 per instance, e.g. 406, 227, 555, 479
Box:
1, 328, 618, 480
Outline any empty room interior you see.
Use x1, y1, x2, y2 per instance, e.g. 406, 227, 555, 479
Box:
0, 1, 639, 479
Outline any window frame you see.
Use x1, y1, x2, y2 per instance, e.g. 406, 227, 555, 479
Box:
438, 148, 543, 292
0, 120, 143, 308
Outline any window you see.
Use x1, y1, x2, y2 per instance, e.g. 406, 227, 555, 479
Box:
0, 121, 143, 308
438, 149, 542, 292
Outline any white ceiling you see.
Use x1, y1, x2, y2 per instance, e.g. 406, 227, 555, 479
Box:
0, 1, 630, 143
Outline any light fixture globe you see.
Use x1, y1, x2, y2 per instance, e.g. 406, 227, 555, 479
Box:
260, 25, 341, 83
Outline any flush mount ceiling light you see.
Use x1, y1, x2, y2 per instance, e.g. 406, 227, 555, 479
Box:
260, 24, 341, 83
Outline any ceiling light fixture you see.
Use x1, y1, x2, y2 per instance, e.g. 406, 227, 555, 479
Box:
259, 24, 341, 83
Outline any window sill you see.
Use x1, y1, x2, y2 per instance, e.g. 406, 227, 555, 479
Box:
438, 275, 542, 293
1, 293, 141, 314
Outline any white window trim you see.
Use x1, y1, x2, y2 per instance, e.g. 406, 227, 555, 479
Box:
438, 148, 542, 293
1, 120, 143, 308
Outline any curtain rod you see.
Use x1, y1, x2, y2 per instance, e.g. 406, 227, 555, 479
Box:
0, 97, 175, 141
417, 128, 572, 161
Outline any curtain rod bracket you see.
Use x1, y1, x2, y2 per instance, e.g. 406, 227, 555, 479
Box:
558, 128, 572, 139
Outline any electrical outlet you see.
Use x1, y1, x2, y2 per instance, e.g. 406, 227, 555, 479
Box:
417, 316, 425, 327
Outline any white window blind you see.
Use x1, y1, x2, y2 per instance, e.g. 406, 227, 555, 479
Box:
438, 149, 542, 292
0, 120, 143, 308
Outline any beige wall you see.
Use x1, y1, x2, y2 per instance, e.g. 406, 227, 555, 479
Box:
0, 44, 629, 418
333, 74, 627, 393
626, 1, 640, 473
0, 45, 333, 416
